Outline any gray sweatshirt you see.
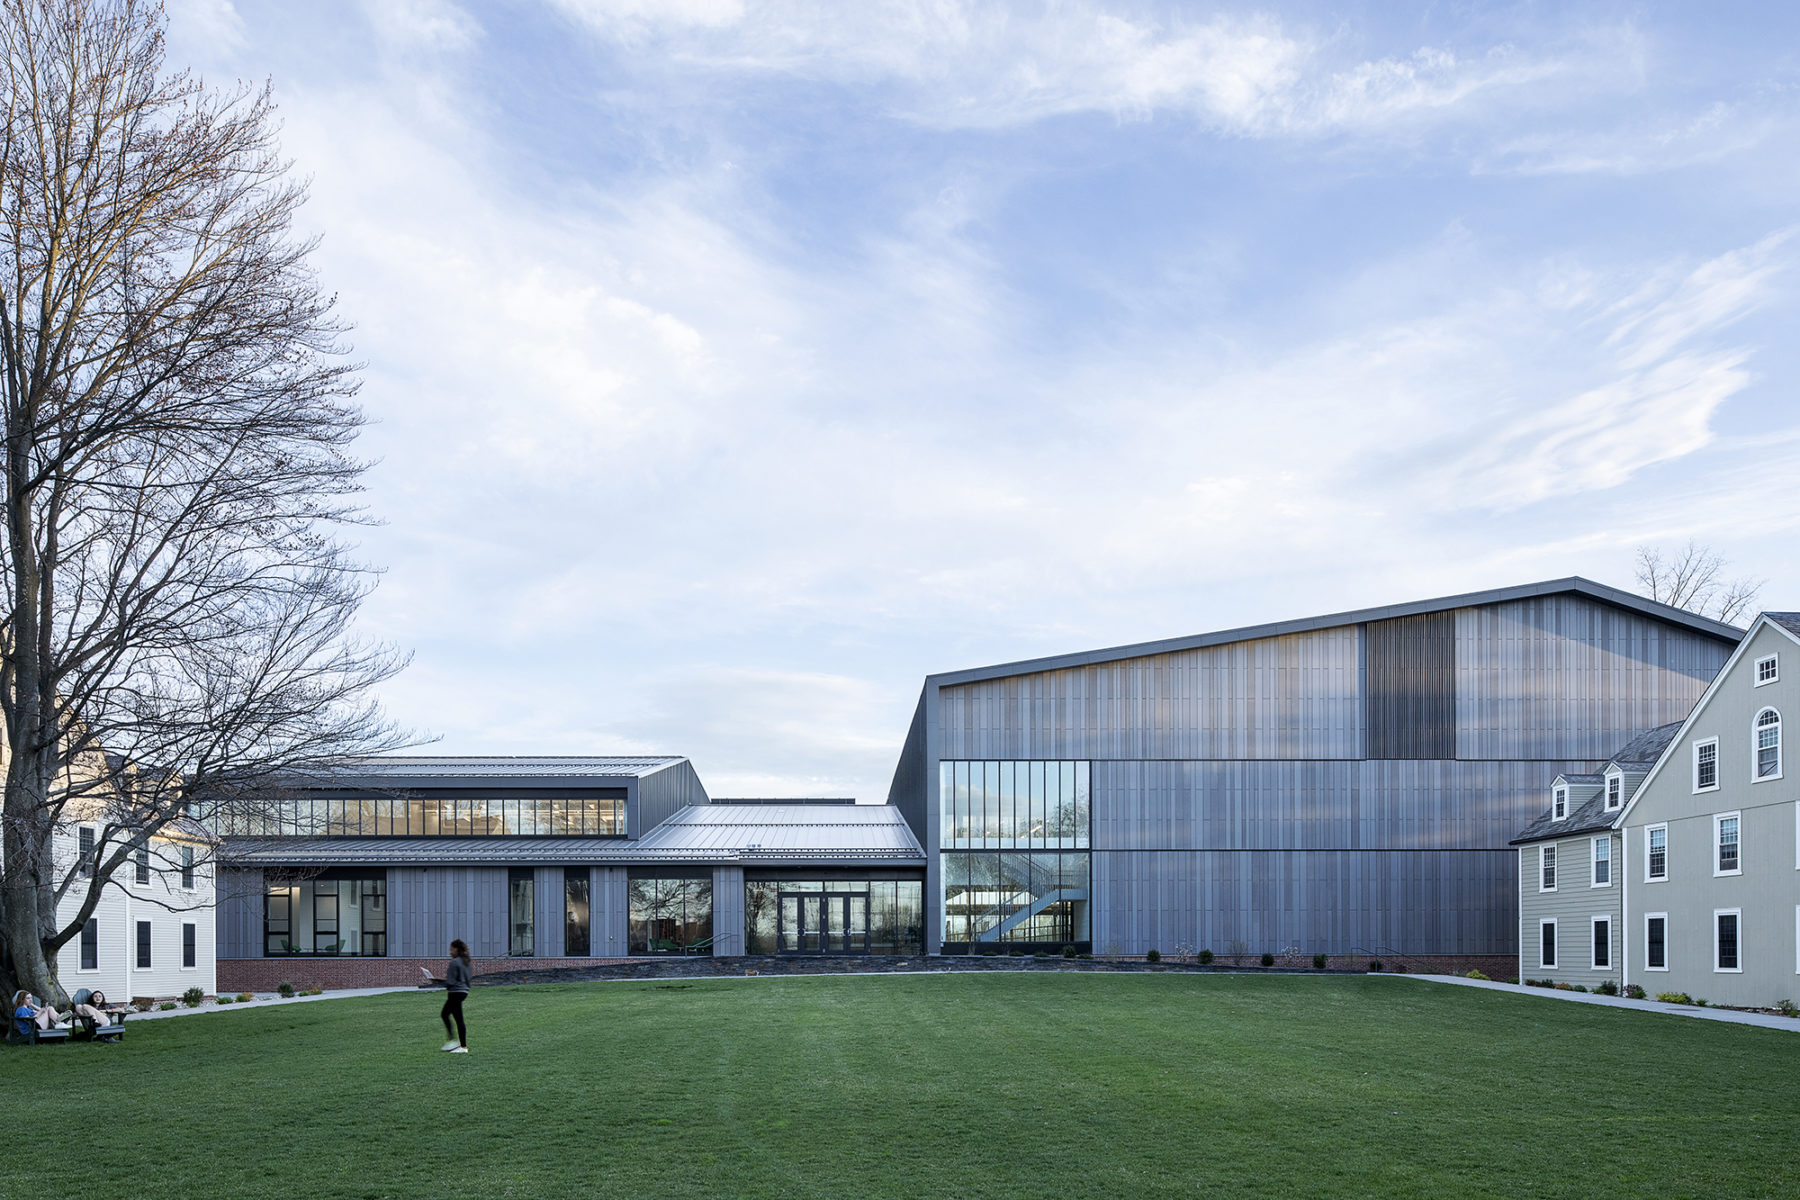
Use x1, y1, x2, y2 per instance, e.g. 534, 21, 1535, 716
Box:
446, 958, 471, 994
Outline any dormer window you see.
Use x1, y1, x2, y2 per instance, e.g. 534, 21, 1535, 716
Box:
1605, 774, 1622, 811
1553, 786, 1567, 819
1756, 654, 1779, 686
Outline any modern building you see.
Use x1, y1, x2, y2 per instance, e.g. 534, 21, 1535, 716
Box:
885, 578, 1739, 968
214, 757, 925, 990
1510, 722, 1680, 987
1605, 611, 1800, 1006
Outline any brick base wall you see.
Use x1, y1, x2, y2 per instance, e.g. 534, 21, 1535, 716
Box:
1117, 952, 1516, 978
217, 957, 634, 992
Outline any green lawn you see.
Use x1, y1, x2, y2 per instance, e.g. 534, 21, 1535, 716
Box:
4, 973, 1798, 1198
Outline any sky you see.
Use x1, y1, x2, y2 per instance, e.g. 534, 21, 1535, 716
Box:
162, 1, 1800, 803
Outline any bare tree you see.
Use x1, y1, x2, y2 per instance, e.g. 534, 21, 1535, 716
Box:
0, 0, 409, 1003
1633, 541, 1764, 625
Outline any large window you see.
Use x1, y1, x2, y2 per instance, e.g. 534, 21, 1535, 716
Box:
264, 874, 387, 956
628, 875, 712, 955
509, 868, 535, 957
220, 791, 627, 838
744, 878, 924, 955
1756, 709, 1782, 780
942, 852, 1091, 949
939, 761, 1090, 850
565, 868, 590, 957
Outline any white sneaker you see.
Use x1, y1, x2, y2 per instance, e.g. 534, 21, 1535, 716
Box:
440, 1041, 459, 1051
449, 1046, 469, 1054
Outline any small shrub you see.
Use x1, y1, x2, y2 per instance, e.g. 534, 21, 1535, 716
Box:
1198, 948, 1214, 965
1368, 959, 1383, 972
1623, 984, 1646, 999
216, 995, 233, 1004
1526, 978, 1556, 988
1061, 944, 1076, 959
1554, 982, 1575, 991
1777, 998, 1800, 1018
1594, 980, 1619, 996
1506, 976, 1518, 985
181, 987, 204, 1008
1007, 949, 1023, 958
1571, 984, 1588, 993
1077, 953, 1092, 960
1394, 963, 1407, 973
1313, 953, 1328, 970
158, 1001, 176, 1011
1695, 998, 1708, 1007
1655, 991, 1693, 1005
1260, 952, 1275, 967
235, 993, 254, 1003
1465, 969, 1489, 981
1145, 948, 1161, 963
302, 987, 323, 996
277, 982, 296, 998
1032, 950, 1049, 959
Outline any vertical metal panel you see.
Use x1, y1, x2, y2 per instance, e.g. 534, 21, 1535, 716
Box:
1456, 595, 1730, 759
534, 865, 564, 959
635, 760, 709, 836
1364, 612, 1456, 759
387, 866, 509, 959
940, 626, 1363, 761
712, 865, 746, 956
592, 866, 630, 958
215, 867, 263, 959
886, 691, 928, 842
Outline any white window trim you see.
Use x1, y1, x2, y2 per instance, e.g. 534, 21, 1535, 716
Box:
1714, 811, 1743, 877
180, 847, 196, 892
134, 918, 152, 972
1693, 737, 1720, 793
1794, 906, 1800, 975
1645, 823, 1669, 882
1590, 836, 1612, 888
1753, 707, 1782, 783
1644, 912, 1669, 972
1715, 907, 1743, 974
1553, 786, 1567, 820
1539, 917, 1558, 970
1591, 916, 1612, 971
1539, 844, 1557, 892
180, 921, 199, 972
1756, 653, 1779, 687
1604, 772, 1622, 812
75, 917, 100, 974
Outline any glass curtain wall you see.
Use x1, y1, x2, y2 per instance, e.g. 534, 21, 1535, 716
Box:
508, 868, 535, 956
565, 868, 591, 956
744, 879, 923, 954
264, 875, 387, 956
627, 875, 713, 955
939, 761, 1091, 949
221, 792, 626, 837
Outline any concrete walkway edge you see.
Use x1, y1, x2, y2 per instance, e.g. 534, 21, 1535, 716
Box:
1388, 971, 1800, 1032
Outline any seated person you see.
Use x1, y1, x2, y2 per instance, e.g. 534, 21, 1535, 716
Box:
12, 989, 107, 1030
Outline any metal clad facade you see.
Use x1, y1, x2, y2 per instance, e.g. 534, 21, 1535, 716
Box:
216, 868, 264, 959
712, 865, 746, 955
919, 590, 1738, 958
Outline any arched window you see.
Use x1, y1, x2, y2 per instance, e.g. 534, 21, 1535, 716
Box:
1755, 708, 1781, 779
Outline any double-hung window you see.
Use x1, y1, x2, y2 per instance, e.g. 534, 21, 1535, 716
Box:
1756, 709, 1782, 780
1591, 917, 1611, 970
1716, 910, 1742, 972
78, 827, 95, 877
1540, 919, 1557, 970
133, 842, 150, 886
1694, 738, 1719, 791
1647, 824, 1668, 881
1716, 812, 1741, 876
1540, 844, 1557, 891
135, 920, 151, 969
80, 919, 98, 971
1645, 914, 1668, 970
1757, 654, 1779, 686
1553, 787, 1567, 820
1605, 774, 1621, 811
180, 846, 195, 890
182, 923, 197, 969
1591, 837, 1611, 886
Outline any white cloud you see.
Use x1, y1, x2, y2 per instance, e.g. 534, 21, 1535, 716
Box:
361, 0, 481, 53
164, 0, 247, 53
547, 0, 1575, 135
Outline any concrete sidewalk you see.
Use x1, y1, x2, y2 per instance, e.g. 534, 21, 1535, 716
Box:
122, 986, 418, 1021
1392, 972, 1800, 1032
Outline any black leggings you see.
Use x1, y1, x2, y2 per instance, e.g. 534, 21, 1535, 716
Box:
441, 992, 466, 1046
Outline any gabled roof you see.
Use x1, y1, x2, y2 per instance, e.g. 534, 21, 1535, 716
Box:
1512, 724, 1685, 846
1619, 612, 1800, 825
929, 577, 1741, 687
1608, 721, 1684, 768
281, 756, 688, 789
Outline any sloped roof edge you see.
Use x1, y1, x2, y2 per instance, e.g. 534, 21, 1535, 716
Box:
927, 577, 1742, 688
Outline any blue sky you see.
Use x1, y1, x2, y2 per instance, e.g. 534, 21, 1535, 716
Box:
165, 1, 1800, 802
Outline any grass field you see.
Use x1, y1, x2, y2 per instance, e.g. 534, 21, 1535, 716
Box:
4, 973, 1798, 1199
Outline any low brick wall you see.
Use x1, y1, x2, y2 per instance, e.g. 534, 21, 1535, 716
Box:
218, 956, 634, 992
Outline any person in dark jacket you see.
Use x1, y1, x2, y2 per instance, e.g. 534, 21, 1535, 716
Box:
431, 939, 472, 1052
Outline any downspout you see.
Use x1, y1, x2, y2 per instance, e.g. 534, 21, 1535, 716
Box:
1620, 828, 1630, 995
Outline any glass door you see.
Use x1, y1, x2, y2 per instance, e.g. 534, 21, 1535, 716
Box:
801, 896, 823, 951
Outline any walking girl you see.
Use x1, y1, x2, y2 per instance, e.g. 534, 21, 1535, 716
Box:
433, 939, 472, 1052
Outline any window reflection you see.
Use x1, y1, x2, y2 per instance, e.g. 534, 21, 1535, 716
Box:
628, 875, 713, 955
221, 792, 626, 838
938, 761, 1090, 850
941, 851, 1090, 948
743, 878, 924, 954
264, 875, 387, 956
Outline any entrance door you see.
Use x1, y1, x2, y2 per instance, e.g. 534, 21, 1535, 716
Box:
801, 896, 823, 951
777, 891, 870, 953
